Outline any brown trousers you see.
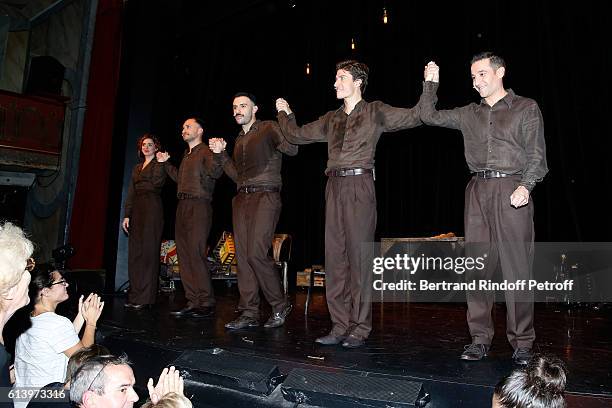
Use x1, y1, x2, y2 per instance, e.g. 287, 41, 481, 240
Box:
232, 191, 285, 318
175, 198, 215, 308
325, 174, 376, 339
127, 192, 163, 305
464, 175, 535, 349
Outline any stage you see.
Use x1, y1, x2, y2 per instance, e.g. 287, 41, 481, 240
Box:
95, 283, 612, 407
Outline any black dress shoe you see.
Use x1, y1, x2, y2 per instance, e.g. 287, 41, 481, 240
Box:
124, 303, 151, 310
460, 343, 490, 361
512, 347, 533, 365
264, 304, 293, 328
170, 307, 196, 317
188, 307, 216, 318
225, 315, 260, 329
315, 333, 347, 345
342, 334, 365, 349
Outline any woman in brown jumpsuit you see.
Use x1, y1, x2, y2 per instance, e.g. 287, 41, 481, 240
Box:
122, 134, 167, 308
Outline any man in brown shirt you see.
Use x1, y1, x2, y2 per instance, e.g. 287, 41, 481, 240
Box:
275, 60, 422, 348
421, 53, 548, 365
157, 117, 223, 318
210, 92, 297, 330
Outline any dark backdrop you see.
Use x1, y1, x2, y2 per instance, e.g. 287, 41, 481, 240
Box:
107, 0, 611, 273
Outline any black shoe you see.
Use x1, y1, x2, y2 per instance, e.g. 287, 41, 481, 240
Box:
460, 343, 490, 361
225, 315, 260, 329
188, 307, 216, 318
512, 347, 533, 365
170, 307, 196, 317
342, 334, 365, 349
315, 333, 347, 345
124, 303, 150, 310
264, 304, 293, 328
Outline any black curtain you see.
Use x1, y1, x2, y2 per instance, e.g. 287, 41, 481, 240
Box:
114, 0, 611, 271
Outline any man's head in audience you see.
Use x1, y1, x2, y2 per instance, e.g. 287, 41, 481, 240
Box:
492, 354, 567, 408
64, 345, 111, 387
70, 354, 139, 408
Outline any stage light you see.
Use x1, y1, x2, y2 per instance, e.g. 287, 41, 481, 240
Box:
305, 63, 310, 75
383, 7, 388, 24
351, 38, 355, 50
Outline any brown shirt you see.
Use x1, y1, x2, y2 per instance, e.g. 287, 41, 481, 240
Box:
124, 160, 166, 218
164, 142, 223, 199
420, 81, 548, 191
216, 120, 298, 189
277, 99, 421, 172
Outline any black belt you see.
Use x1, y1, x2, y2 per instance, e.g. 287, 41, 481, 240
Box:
326, 168, 374, 177
474, 170, 514, 179
238, 185, 281, 194
177, 192, 207, 200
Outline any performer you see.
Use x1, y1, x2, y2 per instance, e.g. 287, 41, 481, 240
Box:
209, 92, 297, 329
157, 118, 223, 318
420, 53, 548, 364
122, 134, 166, 309
275, 60, 422, 348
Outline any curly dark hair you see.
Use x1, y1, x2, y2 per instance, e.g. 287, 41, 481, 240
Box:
336, 60, 369, 93
136, 133, 161, 159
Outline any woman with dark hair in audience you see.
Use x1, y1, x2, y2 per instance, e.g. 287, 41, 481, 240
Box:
492, 354, 568, 408
0, 222, 34, 390
122, 133, 167, 309
13, 265, 104, 408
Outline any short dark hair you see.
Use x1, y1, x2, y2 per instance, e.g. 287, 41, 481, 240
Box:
188, 117, 205, 130
29, 263, 61, 304
136, 133, 161, 159
233, 92, 257, 106
336, 60, 369, 93
494, 354, 567, 408
471, 51, 506, 70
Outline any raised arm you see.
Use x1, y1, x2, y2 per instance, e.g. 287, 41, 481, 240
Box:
376, 101, 422, 132
419, 62, 463, 130
156, 152, 177, 182
152, 159, 168, 188
270, 122, 298, 156
210, 138, 238, 183
203, 144, 224, 179
275, 98, 329, 145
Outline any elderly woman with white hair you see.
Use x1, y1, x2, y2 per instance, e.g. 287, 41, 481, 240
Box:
0, 221, 34, 387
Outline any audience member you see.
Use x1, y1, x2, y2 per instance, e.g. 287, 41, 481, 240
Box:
493, 354, 568, 408
0, 222, 34, 408
13, 265, 104, 408
70, 355, 188, 408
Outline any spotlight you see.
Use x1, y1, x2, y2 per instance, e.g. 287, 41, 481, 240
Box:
287, 0, 296, 8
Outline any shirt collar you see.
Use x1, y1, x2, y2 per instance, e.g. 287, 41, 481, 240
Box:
335, 99, 367, 115
185, 142, 203, 155
480, 89, 516, 108
239, 120, 260, 137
